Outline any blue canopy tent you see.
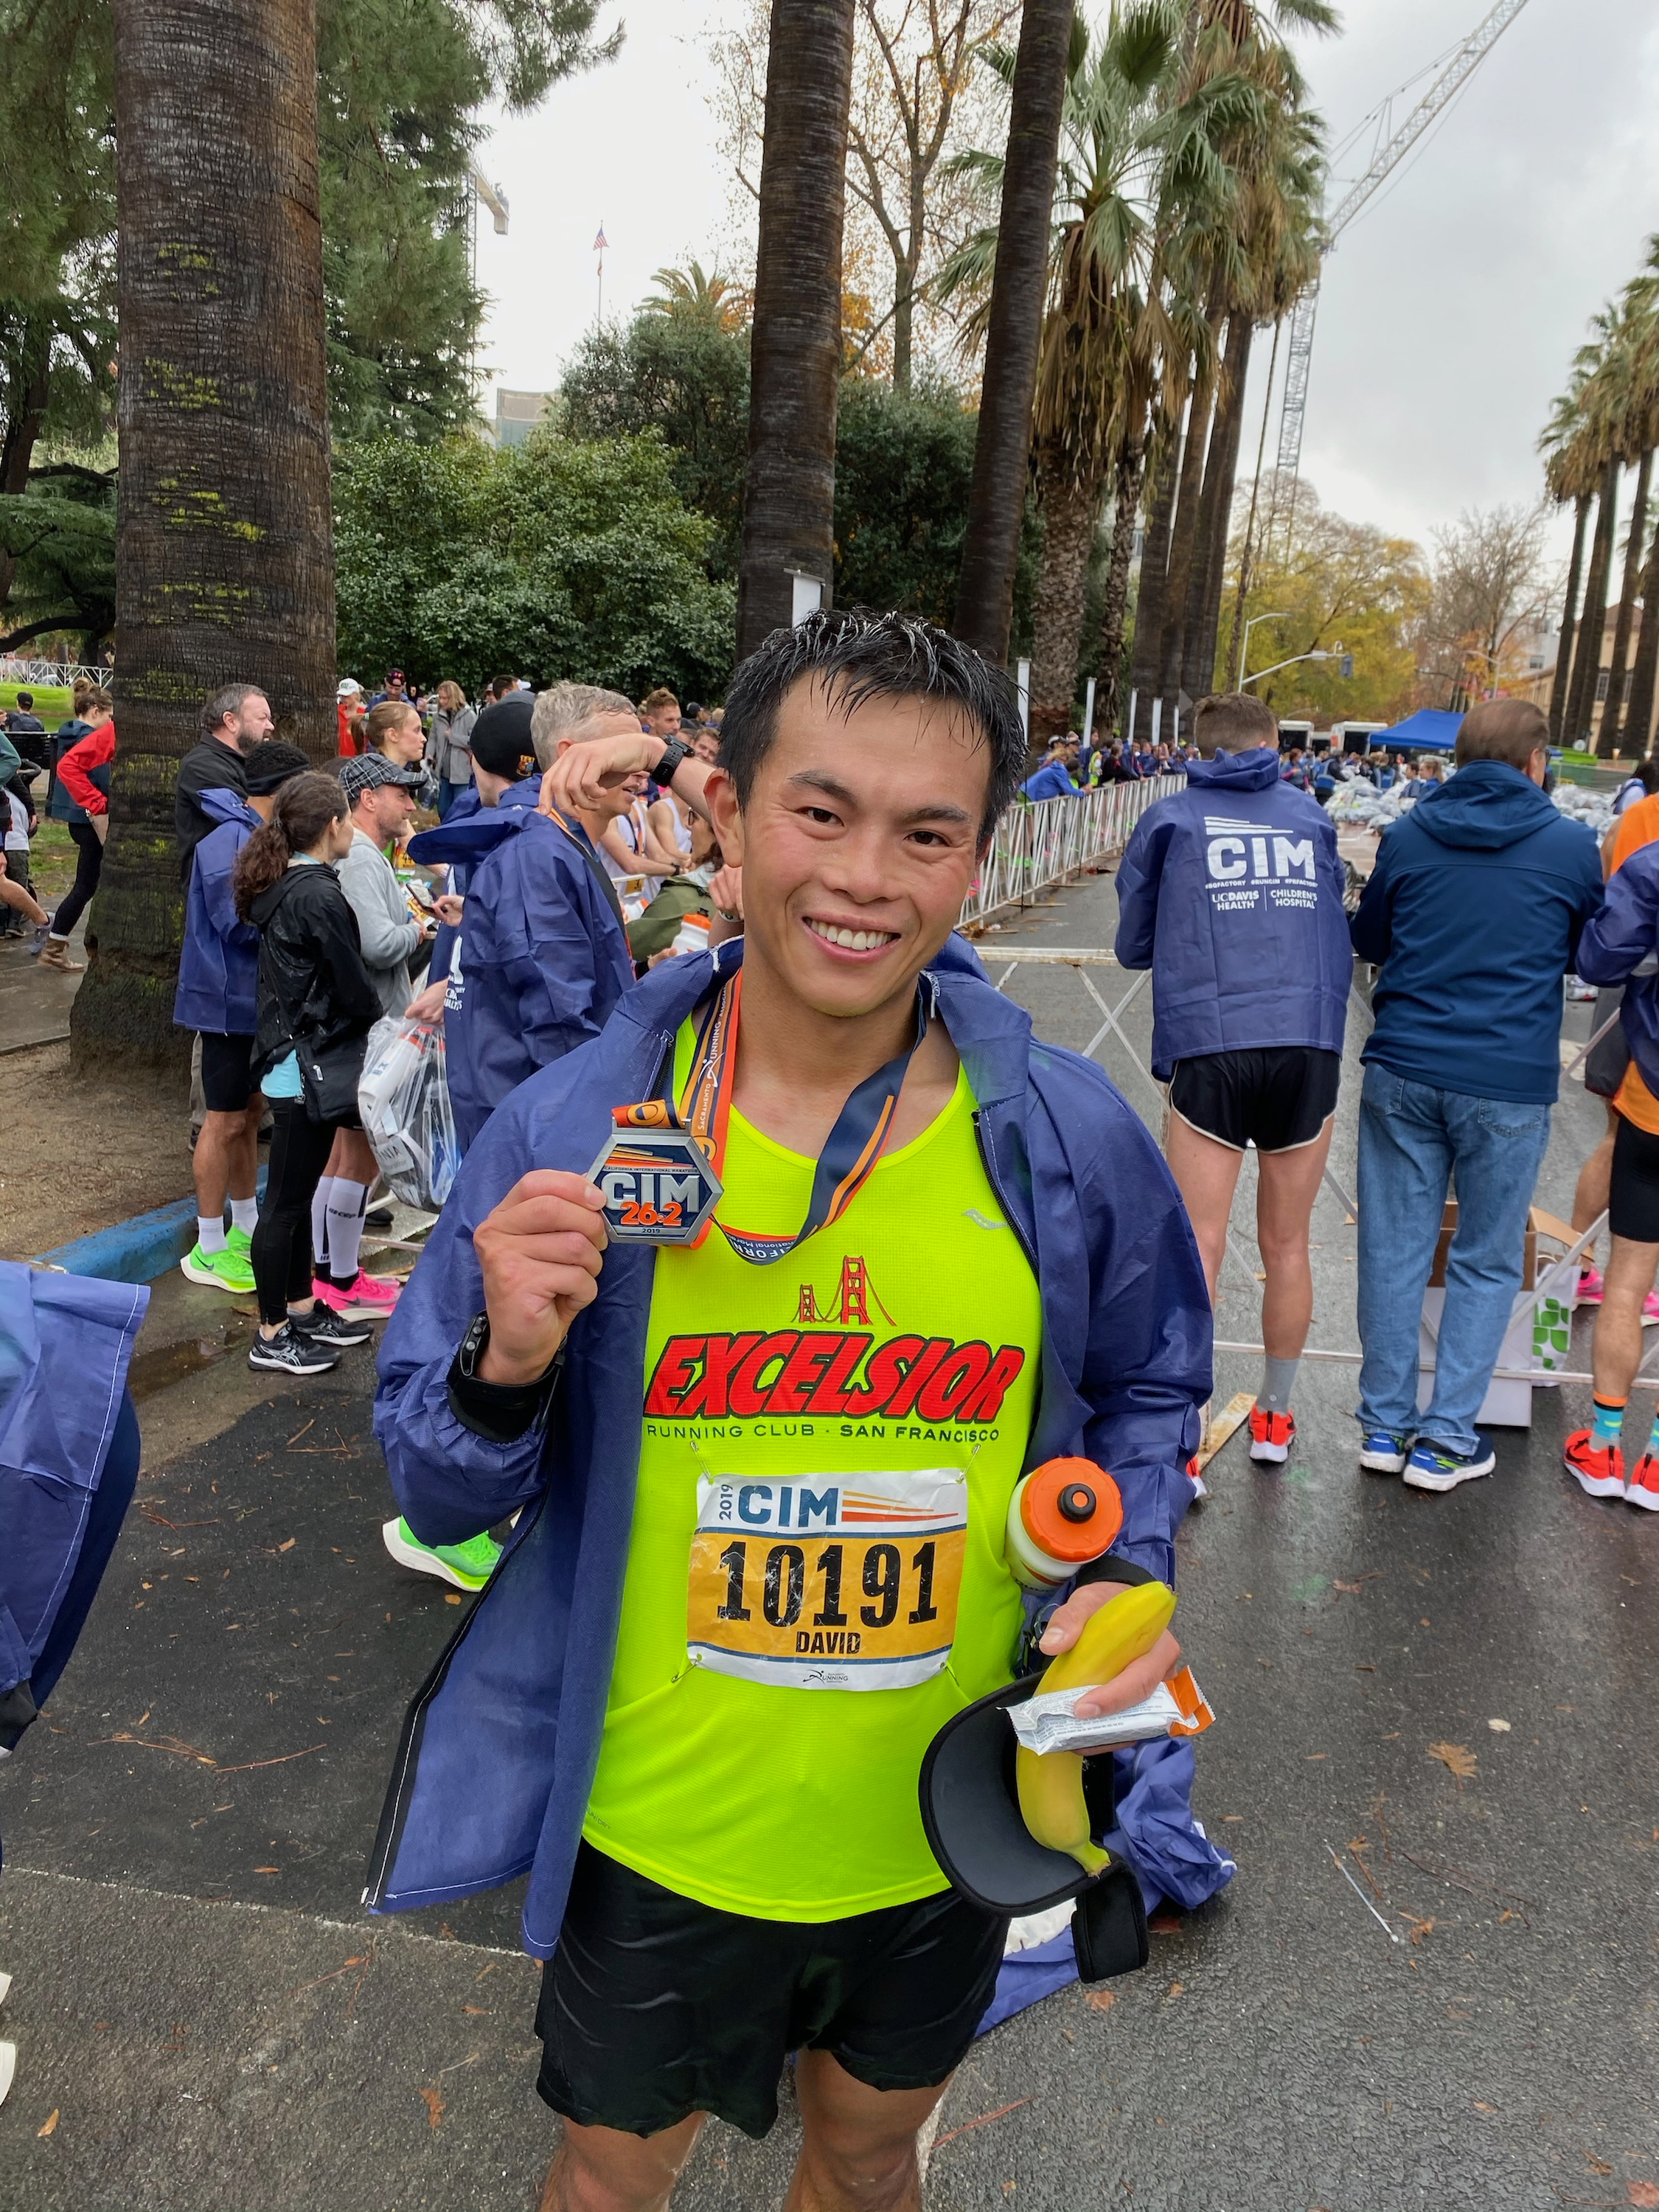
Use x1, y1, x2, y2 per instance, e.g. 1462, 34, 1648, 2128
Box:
1364, 708, 1463, 752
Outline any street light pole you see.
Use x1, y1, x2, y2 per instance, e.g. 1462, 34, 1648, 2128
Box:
1239, 646, 1343, 689
1239, 611, 1290, 687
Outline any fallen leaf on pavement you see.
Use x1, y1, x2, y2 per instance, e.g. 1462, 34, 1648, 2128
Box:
1627, 2184, 1659, 2207
277, 1539, 296, 1553
420, 2084, 445, 2130
1081, 1989, 1116, 2012
1398, 1913, 1435, 1946
1584, 2154, 1613, 2174
1333, 1580, 1363, 1595
1427, 1742, 1477, 1782
38, 2110, 58, 2137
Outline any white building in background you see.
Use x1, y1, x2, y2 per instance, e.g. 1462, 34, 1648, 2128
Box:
493, 389, 554, 448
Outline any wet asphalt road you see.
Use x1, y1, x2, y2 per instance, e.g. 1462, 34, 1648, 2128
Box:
3, 868, 1655, 2211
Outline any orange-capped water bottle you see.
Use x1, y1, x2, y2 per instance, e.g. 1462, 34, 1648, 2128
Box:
1004, 1458, 1124, 1590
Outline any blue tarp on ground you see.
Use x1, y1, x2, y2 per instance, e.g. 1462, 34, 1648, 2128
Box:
1366, 708, 1463, 752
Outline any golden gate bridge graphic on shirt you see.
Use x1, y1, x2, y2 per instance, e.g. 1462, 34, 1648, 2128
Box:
795, 1255, 895, 1327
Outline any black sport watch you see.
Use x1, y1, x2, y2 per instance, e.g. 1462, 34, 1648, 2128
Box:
653, 735, 693, 787
447, 1312, 563, 1443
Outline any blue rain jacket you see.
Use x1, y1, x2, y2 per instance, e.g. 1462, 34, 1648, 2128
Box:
172, 785, 261, 1035
1575, 839, 1659, 1093
408, 785, 634, 1152
1113, 746, 1351, 1079
1020, 761, 1076, 801
408, 779, 541, 985
366, 940, 1216, 1953
1350, 761, 1604, 1105
0, 1263, 147, 1705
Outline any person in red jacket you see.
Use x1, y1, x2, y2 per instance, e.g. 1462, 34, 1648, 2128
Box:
40, 692, 115, 973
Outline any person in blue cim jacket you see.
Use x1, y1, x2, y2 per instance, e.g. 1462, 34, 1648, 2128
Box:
1019, 740, 1077, 801
1347, 699, 1603, 1493
408, 685, 641, 1158
1115, 689, 1350, 1467
172, 740, 310, 1295
369, 610, 1220, 2209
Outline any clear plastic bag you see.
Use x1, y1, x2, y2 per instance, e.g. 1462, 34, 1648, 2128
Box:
357, 1015, 460, 1212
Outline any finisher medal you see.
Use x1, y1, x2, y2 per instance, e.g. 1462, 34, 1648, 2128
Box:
594, 968, 929, 1253
588, 1103, 723, 1246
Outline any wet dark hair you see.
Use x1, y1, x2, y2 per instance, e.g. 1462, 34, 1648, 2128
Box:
232, 771, 347, 919
718, 608, 1025, 841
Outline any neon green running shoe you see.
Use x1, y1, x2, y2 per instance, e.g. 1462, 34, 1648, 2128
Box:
381, 1515, 501, 1593
224, 1224, 254, 1262
180, 1240, 257, 1295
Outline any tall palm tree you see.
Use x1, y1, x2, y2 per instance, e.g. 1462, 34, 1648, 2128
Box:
737, 0, 858, 658
641, 260, 749, 333
940, 3, 1272, 736
947, 0, 1075, 669
78, 0, 336, 1071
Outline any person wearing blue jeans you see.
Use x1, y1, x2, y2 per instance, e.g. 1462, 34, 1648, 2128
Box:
1349, 699, 1603, 1492
1355, 1074, 1551, 1470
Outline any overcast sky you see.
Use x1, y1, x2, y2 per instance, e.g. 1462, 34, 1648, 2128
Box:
471, 0, 1659, 554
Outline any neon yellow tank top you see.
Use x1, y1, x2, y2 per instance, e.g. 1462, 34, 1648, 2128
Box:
580, 1036, 1042, 1921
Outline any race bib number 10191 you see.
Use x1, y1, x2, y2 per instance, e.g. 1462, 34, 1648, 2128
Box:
686, 1472, 967, 1690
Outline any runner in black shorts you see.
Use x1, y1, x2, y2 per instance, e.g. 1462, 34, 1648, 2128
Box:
1116, 692, 1353, 1468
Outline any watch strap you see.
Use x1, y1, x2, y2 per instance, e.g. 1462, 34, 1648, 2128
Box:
446, 1314, 563, 1443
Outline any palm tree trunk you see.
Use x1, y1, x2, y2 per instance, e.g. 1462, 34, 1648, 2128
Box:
1623, 519, 1659, 759
1548, 493, 1590, 742
950, 0, 1072, 665
0, 310, 54, 613
85, 0, 336, 1071
1610, 447, 1653, 749
1029, 451, 1105, 742
1127, 448, 1176, 730
737, 0, 858, 658
1225, 317, 1279, 689
1183, 315, 1253, 701
1093, 442, 1145, 737
1565, 459, 1616, 753
1158, 321, 1221, 714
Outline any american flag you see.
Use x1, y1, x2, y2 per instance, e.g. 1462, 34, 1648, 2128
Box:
594, 226, 608, 252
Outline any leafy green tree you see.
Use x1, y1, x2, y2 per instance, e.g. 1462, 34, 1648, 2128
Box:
0, 462, 115, 655
833, 375, 1039, 630
333, 430, 737, 699
562, 310, 754, 577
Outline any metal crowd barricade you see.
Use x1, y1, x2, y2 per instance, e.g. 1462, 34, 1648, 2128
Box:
959, 776, 1181, 928
975, 948, 1652, 1402
0, 657, 110, 689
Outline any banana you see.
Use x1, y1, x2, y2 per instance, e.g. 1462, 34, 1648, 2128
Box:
1015, 1581, 1177, 1873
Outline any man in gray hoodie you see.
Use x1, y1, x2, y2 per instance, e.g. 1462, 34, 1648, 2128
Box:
337, 751, 428, 1014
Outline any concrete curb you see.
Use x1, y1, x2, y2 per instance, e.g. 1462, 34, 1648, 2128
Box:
32, 1169, 269, 1284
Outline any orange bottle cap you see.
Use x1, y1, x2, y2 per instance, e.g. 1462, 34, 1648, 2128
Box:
1018, 1457, 1123, 1564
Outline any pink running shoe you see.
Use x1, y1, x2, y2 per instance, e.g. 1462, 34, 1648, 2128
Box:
313, 1269, 401, 1318
1576, 1268, 1604, 1307
1645, 1291, 1659, 1329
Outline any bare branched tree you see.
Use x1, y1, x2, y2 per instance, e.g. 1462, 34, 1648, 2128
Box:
708, 0, 1015, 386
1422, 502, 1557, 706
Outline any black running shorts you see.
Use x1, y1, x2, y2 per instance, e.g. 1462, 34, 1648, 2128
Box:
1610, 1111, 1659, 1243
198, 1030, 257, 1114
534, 1842, 1009, 2140
1169, 1046, 1341, 1155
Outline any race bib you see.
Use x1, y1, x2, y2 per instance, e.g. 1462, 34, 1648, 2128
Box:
686, 1471, 967, 1690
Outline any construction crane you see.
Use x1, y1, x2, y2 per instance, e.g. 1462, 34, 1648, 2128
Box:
1274, 0, 1536, 490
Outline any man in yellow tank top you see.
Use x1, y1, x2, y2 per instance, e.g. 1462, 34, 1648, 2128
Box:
372, 611, 1211, 2212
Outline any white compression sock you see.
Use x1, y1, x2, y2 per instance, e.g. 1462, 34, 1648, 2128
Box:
325, 1179, 369, 1286
229, 1194, 258, 1234
311, 1178, 335, 1267
197, 1216, 228, 1256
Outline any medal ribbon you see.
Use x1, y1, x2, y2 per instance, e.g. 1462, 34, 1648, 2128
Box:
611, 967, 930, 1265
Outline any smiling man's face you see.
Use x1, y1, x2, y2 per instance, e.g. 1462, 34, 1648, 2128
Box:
707, 678, 989, 1020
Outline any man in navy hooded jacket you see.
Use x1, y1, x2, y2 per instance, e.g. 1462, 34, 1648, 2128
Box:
369, 611, 1218, 2212
170, 740, 310, 1295
1115, 689, 1350, 1467
1348, 699, 1602, 1492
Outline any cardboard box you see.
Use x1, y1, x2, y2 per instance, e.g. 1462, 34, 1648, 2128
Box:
1419, 1205, 1579, 1428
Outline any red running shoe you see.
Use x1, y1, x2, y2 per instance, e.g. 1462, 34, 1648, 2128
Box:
1627, 1453, 1659, 1512
1563, 1429, 1625, 1499
1248, 1407, 1295, 1465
